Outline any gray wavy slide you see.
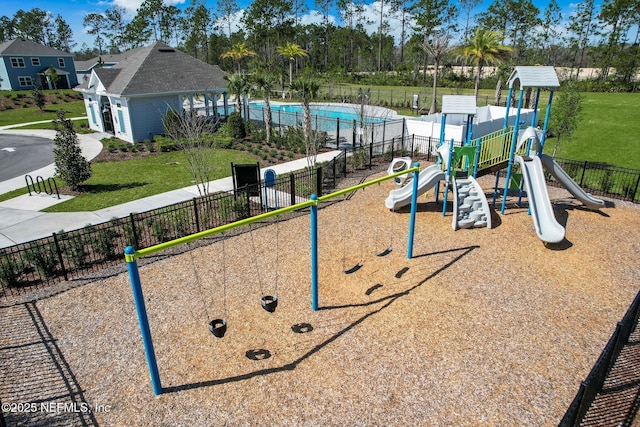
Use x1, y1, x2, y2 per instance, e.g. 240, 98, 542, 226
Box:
385, 164, 445, 210
516, 155, 566, 243
539, 154, 605, 210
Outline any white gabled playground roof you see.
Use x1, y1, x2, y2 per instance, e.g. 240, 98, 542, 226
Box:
441, 95, 477, 115
507, 66, 560, 89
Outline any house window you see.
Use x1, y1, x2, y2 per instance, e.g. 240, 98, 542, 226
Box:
58, 58, 65, 67
11, 57, 25, 68
31, 58, 41, 66
18, 76, 33, 87
117, 109, 126, 133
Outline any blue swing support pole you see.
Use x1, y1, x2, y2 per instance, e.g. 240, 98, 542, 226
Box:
125, 246, 162, 396
407, 163, 420, 259
310, 194, 319, 311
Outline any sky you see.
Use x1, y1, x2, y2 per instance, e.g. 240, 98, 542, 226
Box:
3, 0, 585, 50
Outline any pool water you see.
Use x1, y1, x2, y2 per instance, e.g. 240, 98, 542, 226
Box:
247, 102, 396, 133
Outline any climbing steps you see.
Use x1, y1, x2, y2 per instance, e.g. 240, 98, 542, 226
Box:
452, 176, 492, 230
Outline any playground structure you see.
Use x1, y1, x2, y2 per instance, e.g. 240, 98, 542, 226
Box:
125, 165, 421, 395
385, 66, 604, 244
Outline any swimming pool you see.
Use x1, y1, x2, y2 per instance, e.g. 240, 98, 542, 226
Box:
247, 102, 398, 133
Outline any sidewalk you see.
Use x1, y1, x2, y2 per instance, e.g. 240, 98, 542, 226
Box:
0, 126, 341, 248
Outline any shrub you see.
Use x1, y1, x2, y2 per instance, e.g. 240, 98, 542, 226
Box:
0, 254, 26, 288
227, 112, 246, 139
170, 210, 192, 238
25, 243, 60, 279
91, 223, 121, 261
63, 232, 88, 269
147, 217, 169, 243
143, 139, 155, 152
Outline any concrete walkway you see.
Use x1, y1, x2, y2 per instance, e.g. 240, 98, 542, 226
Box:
0, 125, 341, 248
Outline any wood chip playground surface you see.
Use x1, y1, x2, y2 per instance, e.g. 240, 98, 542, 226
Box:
2, 171, 640, 426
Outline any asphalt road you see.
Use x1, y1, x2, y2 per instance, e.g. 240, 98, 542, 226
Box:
0, 134, 55, 182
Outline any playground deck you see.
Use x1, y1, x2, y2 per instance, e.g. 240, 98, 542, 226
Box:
2, 171, 639, 426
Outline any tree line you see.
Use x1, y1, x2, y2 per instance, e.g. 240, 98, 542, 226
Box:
1, 0, 638, 91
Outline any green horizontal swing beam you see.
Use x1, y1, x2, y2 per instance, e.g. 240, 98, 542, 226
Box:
125, 165, 420, 262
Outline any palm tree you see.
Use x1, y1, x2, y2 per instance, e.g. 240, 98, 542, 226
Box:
422, 32, 453, 114
253, 73, 277, 145
224, 73, 251, 115
220, 43, 256, 75
458, 28, 513, 99
276, 42, 309, 86
289, 77, 320, 168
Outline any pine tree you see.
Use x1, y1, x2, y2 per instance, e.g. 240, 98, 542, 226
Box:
52, 110, 92, 191
31, 84, 45, 111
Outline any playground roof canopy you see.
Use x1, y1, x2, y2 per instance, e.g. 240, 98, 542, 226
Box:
507, 66, 560, 89
441, 95, 477, 115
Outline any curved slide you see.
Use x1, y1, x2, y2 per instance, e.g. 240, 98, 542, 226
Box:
515, 155, 565, 243
539, 154, 605, 210
385, 164, 445, 210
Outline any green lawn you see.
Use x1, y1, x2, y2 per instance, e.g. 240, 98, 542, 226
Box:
543, 92, 640, 169
43, 149, 259, 212
0, 90, 87, 127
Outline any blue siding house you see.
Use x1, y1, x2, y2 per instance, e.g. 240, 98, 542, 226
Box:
0, 39, 78, 91
75, 42, 229, 143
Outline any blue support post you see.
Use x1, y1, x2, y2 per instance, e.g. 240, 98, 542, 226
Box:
441, 138, 454, 217
473, 136, 482, 178
439, 113, 447, 144
466, 115, 474, 145
500, 89, 524, 215
125, 246, 162, 396
491, 170, 501, 206
310, 195, 319, 311
407, 163, 420, 259
463, 115, 474, 172
539, 91, 554, 155
503, 87, 513, 129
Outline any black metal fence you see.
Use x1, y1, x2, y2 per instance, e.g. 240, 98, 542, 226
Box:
549, 158, 640, 204
0, 164, 331, 300
559, 289, 640, 426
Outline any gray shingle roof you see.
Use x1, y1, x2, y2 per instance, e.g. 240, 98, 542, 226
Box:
0, 39, 72, 56
507, 66, 560, 89
88, 42, 228, 96
73, 46, 148, 72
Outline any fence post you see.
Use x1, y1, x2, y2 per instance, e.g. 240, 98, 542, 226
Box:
332, 158, 337, 188
129, 213, 140, 248
336, 118, 340, 145
193, 198, 200, 233
631, 172, 640, 203
391, 137, 395, 159
316, 167, 323, 197
579, 161, 588, 187
411, 134, 415, 155
52, 232, 68, 281
289, 173, 296, 206
353, 119, 357, 146
343, 151, 347, 176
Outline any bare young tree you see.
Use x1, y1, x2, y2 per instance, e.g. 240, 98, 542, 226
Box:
162, 108, 218, 196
